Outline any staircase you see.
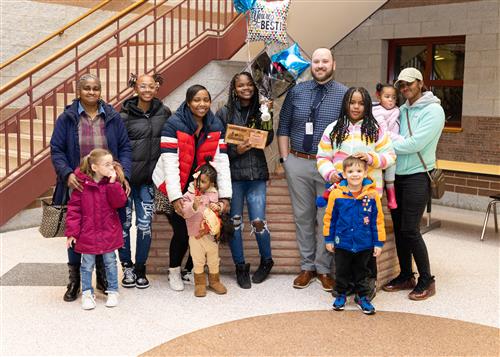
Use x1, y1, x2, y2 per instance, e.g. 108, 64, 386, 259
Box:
0, 0, 245, 225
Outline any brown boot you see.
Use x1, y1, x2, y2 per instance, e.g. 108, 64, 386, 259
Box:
208, 273, 227, 294
194, 273, 207, 297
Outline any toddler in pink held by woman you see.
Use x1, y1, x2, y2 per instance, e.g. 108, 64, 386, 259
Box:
372, 83, 400, 209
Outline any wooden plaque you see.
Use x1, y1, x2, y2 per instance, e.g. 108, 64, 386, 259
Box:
225, 124, 268, 150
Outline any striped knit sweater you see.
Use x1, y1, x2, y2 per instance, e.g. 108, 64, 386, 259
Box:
316, 120, 396, 197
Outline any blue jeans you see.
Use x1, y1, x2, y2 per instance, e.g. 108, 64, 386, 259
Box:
229, 180, 272, 264
118, 184, 154, 265
81, 252, 118, 293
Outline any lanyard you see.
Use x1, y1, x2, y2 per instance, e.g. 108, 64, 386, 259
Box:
308, 88, 328, 123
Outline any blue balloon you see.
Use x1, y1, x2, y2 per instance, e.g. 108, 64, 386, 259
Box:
234, 0, 256, 14
270, 43, 310, 79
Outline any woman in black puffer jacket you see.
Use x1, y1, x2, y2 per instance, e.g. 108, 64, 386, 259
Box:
217, 71, 274, 289
119, 74, 171, 289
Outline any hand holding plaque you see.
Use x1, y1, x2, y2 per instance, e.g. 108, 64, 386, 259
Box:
225, 124, 268, 150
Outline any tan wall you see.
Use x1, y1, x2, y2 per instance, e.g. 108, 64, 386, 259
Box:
231, 0, 386, 60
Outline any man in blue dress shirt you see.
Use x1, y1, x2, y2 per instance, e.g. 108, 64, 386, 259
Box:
277, 48, 348, 291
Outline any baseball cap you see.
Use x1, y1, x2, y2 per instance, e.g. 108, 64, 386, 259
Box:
395, 67, 423, 87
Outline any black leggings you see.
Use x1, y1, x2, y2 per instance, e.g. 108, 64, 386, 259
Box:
167, 211, 192, 270
391, 172, 432, 282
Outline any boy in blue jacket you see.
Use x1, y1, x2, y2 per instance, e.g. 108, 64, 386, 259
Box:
323, 156, 386, 314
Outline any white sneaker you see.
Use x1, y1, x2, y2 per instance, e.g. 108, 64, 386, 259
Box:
181, 269, 195, 285
81, 290, 96, 310
105, 291, 119, 308
168, 266, 184, 291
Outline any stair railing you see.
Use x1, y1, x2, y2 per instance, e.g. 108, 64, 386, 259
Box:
0, 0, 240, 186
0, 0, 112, 71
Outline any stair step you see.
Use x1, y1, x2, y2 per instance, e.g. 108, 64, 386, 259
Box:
19, 119, 54, 136
0, 150, 30, 170
35, 106, 65, 122
56, 92, 77, 107
0, 133, 46, 152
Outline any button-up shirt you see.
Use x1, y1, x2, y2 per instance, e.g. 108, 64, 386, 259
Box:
77, 101, 107, 158
277, 79, 348, 155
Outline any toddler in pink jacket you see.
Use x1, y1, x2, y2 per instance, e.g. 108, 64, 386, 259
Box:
372, 83, 400, 209
181, 158, 226, 297
65, 148, 127, 310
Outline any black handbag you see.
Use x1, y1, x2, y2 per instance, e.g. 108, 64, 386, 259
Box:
406, 111, 445, 199
39, 188, 68, 238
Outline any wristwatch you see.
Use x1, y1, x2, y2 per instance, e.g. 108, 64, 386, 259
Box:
279, 157, 286, 164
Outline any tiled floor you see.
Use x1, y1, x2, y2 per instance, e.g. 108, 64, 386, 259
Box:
0, 204, 499, 356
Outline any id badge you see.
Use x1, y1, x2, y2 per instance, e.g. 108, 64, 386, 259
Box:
305, 122, 314, 135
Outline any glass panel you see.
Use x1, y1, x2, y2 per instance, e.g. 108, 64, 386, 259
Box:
394, 45, 427, 80
432, 86, 463, 126
432, 44, 465, 80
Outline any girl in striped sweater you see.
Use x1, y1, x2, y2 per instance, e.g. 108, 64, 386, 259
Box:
317, 87, 396, 199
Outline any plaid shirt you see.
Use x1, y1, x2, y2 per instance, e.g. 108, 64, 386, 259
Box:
78, 102, 107, 158
277, 79, 348, 155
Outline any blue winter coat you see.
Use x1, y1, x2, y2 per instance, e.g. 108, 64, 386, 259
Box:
323, 178, 386, 253
50, 100, 132, 205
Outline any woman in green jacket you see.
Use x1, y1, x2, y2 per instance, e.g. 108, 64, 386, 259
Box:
381, 68, 445, 301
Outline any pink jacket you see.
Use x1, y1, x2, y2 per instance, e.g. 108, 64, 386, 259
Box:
181, 183, 219, 237
372, 104, 400, 140
65, 168, 127, 255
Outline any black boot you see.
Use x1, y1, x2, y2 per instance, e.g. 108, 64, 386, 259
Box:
63, 263, 80, 302
252, 258, 274, 284
135, 263, 150, 289
235, 263, 251, 289
95, 255, 108, 294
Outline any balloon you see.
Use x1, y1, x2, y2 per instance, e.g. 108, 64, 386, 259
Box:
270, 43, 310, 79
247, 0, 290, 44
234, 0, 256, 14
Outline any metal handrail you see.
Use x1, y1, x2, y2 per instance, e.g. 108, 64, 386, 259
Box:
0, 0, 112, 71
0, 0, 148, 95
0, 0, 241, 186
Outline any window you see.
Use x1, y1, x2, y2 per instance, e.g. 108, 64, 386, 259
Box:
388, 36, 465, 128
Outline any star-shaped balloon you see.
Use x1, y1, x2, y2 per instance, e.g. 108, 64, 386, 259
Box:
270, 43, 310, 79
234, 0, 256, 14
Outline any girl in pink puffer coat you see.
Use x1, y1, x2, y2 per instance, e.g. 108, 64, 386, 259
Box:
65, 148, 127, 310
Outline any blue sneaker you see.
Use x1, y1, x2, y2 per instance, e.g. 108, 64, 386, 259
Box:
332, 294, 346, 311
355, 295, 376, 315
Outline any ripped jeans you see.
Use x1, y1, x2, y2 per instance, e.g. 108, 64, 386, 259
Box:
118, 184, 154, 266
229, 180, 272, 265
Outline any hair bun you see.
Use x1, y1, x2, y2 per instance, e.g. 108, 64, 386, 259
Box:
375, 83, 383, 92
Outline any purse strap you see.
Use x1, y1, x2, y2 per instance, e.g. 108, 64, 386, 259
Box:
405, 110, 433, 182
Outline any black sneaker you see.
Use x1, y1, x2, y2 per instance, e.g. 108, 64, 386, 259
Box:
235, 263, 251, 289
135, 263, 150, 289
121, 262, 136, 288
252, 258, 274, 284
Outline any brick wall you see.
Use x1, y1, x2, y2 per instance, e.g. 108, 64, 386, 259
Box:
444, 171, 500, 197
438, 116, 500, 166
149, 176, 400, 284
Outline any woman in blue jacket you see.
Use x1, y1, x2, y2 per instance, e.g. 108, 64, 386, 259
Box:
50, 73, 132, 302
381, 68, 444, 301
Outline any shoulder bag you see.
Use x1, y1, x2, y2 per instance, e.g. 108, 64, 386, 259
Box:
153, 186, 174, 216
39, 188, 68, 238
406, 111, 445, 199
